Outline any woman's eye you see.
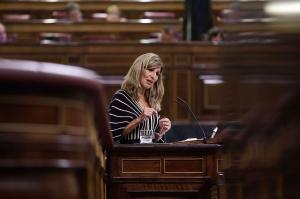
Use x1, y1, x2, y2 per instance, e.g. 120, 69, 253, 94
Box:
147, 68, 161, 76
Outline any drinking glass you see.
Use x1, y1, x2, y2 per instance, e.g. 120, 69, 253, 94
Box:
139, 129, 154, 144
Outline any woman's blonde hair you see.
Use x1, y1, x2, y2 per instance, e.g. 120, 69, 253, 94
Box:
121, 53, 164, 111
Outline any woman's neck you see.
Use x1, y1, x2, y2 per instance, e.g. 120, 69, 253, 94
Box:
137, 89, 145, 99
138, 91, 150, 109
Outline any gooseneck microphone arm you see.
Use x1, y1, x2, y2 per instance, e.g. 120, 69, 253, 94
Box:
175, 96, 207, 143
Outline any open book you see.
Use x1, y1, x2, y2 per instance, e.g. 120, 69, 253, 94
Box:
173, 126, 219, 144
175, 138, 205, 144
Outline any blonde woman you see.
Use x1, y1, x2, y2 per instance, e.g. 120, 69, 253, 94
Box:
109, 53, 171, 144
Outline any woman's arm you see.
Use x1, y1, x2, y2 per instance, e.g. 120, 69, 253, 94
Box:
122, 107, 157, 135
159, 117, 171, 135
122, 115, 143, 135
153, 117, 171, 142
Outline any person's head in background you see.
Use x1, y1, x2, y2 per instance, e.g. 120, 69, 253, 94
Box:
208, 27, 224, 44
0, 23, 7, 43
106, 5, 122, 22
122, 53, 164, 111
160, 26, 180, 42
64, 2, 83, 22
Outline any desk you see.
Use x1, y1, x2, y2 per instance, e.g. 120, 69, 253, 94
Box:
5, 19, 181, 33
107, 143, 222, 198
4, 19, 182, 42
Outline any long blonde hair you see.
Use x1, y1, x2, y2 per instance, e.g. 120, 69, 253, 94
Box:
121, 53, 164, 111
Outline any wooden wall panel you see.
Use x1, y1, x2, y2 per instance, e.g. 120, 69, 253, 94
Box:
85, 54, 134, 68
0, 54, 65, 64
164, 158, 204, 173
122, 159, 161, 173
173, 69, 192, 120
161, 71, 172, 118
203, 84, 222, 110
174, 54, 191, 66
0, 43, 299, 122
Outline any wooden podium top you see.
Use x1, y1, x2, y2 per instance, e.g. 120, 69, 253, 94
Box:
110, 142, 221, 153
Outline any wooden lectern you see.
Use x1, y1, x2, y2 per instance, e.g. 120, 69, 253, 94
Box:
107, 143, 222, 199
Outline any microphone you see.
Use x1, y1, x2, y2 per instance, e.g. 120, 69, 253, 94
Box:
175, 96, 208, 143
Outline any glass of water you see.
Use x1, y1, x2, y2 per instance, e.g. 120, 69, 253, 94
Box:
139, 129, 154, 144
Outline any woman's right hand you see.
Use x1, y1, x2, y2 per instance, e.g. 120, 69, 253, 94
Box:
124, 107, 157, 135
140, 107, 157, 120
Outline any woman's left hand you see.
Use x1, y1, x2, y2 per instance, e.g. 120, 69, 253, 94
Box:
159, 117, 171, 135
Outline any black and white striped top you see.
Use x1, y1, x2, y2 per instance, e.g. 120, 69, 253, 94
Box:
108, 89, 160, 144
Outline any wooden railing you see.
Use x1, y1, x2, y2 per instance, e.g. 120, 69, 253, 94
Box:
4, 19, 182, 42
0, 0, 184, 20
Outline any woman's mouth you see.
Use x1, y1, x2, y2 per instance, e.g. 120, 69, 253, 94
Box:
146, 79, 153, 85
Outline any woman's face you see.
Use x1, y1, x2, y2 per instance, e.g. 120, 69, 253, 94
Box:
140, 66, 161, 90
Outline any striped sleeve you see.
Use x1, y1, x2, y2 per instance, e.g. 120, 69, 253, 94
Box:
108, 90, 141, 142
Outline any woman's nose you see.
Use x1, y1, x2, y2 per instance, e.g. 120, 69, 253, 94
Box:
149, 71, 156, 79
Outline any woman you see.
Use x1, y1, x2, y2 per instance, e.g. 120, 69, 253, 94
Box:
109, 53, 171, 144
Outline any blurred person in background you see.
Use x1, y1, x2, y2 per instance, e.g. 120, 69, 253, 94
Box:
0, 22, 7, 43
159, 26, 181, 42
106, 5, 126, 22
64, 2, 83, 22
208, 27, 224, 44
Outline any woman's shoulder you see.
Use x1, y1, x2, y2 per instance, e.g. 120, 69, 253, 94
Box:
112, 89, 132, 101
113, 89, 127, 97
